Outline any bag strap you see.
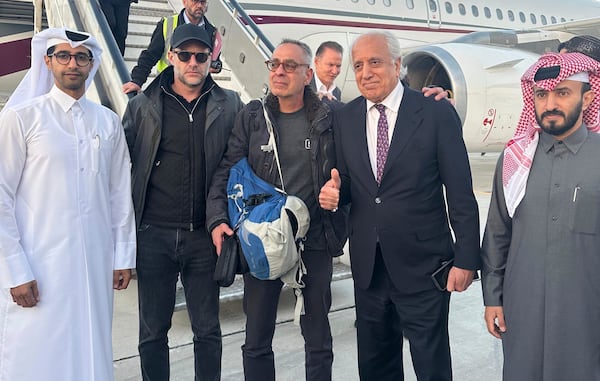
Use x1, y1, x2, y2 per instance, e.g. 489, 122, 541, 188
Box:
261, 99, 286, 193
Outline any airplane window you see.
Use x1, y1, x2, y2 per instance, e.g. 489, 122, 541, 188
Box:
445, 2, 453, 13
519, 12, 526, 23
530, 13, 537, 24
367, 0, 375, 4
429, 0, 437, 12
383, 0, 391, 6
458, 3, 466, 15
496, 9, 503, 20
551, 16, 557, 24
508, 10, 515, 21
406, 0, 414, 10
560, 17, 566, 22
484, 7, 491, 18
540, 15, 547, 25
471, 5, 479, 17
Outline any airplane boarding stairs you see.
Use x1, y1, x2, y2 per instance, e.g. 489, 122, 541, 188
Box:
34, 0, 351, 308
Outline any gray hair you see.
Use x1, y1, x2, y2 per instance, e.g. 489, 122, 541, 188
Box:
279, 38, 312, 64
351, 31, 401, 60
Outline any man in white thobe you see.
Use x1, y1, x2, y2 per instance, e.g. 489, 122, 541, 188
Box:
0, 28, 136, 381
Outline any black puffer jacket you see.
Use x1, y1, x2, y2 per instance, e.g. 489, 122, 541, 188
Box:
206, 87, 348, 256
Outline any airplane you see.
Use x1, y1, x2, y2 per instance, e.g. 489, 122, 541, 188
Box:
231, 0, 600, 152
1, 0, 599, 152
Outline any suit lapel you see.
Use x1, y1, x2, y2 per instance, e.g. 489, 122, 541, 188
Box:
382, 89, 422, 180
345, 99, 377, 188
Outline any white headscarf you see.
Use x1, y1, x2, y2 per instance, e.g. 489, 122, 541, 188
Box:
3, 27, 103, 110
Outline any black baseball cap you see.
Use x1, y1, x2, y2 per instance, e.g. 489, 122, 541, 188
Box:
171, 23, 213, 50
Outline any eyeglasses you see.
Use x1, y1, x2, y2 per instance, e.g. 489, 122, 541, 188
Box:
265, 59, 310, 73
49, 52, 93, 67
173, 50, 211, 63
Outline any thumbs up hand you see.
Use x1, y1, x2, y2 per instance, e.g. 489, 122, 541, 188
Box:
319, 168, 341, 211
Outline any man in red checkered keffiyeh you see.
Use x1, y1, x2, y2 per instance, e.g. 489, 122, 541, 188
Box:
502, 52, 600, 216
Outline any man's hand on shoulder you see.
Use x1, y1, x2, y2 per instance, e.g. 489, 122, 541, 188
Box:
422, 86, 456, 106
123, 81, 141, 95
10, 280, 39, 308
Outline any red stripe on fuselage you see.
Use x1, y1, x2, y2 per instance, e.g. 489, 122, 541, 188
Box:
0, 38, 32, 76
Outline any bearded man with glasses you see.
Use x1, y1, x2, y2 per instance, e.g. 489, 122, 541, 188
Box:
207, 38, 348, 381
123, 23, 243, 380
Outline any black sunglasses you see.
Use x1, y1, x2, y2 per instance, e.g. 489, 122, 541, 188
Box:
173, 50, 211, 63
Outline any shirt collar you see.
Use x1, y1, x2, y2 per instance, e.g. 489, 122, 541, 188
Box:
49, 85, 88, 113
365, 80, 404, 112
539, 123, 588, 154
183, 12, 205, 27
314, 74, 335, 94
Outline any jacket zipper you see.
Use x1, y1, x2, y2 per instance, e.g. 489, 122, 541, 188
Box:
161, 84, 215, 231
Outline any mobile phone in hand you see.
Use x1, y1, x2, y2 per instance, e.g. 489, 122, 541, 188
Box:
431, 259, 454, 291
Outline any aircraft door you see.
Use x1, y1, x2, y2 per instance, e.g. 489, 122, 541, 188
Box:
425, 0, 442, 29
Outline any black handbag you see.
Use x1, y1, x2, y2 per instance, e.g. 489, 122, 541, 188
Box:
213, 234, 247, 287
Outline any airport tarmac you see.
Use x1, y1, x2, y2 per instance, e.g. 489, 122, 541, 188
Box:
112, 153, 504, 381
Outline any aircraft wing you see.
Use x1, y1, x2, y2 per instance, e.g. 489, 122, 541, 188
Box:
539, 16, 600, 39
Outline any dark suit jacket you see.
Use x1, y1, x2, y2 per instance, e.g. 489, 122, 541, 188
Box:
310, 77, 341, 101
334, 87, 480, 293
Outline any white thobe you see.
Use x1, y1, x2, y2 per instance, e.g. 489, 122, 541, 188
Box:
0, 86, 136, 381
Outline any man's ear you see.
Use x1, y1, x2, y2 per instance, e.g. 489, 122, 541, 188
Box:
167, 50, 175, 66
44, 55, 52, 69
582, 88, 595, 111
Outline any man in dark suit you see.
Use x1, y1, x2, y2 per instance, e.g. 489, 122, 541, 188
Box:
319, 31, 480, 381
310, 41, 343, 101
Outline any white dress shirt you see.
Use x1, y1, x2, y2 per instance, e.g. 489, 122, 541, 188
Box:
365, 80, 404, 180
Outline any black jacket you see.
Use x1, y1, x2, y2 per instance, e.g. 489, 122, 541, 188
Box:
206, 87, 348, 256
123, 66, 244, 227
129, 9, 221, 86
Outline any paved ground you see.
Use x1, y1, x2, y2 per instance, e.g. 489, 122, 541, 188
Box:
112, 153, 504, 380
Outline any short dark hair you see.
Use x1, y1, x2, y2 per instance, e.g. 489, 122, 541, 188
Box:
315, 41, 343, 57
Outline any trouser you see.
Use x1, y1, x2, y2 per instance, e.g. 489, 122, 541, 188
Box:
98, 0, 131, 55
241, 248, 334, 381
354, 250, 452, 381
136, 223, 222, 381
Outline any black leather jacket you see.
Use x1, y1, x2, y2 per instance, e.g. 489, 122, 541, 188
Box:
206, 87, 348, 256
123, 67, 244, 227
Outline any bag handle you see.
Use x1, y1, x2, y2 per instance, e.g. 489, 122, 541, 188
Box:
261, 99, 286, 193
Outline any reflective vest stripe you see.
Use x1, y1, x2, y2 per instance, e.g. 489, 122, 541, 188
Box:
157, 15, 179, 73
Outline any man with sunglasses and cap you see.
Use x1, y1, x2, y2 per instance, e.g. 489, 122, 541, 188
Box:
122, 23, 243, 380
123, 0, 222, 94
0, 27, 136, 381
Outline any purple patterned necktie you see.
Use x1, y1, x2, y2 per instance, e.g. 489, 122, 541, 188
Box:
375, 104, 389, 184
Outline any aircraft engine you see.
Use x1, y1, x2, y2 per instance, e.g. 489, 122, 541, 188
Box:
402, 43, 541, 152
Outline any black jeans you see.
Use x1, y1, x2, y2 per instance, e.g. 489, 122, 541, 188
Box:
136, 224, 221, 381
241, 248, 333, 381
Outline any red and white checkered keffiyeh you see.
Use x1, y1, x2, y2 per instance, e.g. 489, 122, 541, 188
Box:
502, 52, 600, 217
